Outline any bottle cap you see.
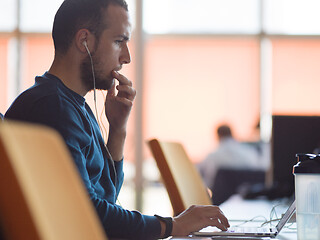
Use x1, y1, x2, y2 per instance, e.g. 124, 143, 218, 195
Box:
293, 153, 320, 174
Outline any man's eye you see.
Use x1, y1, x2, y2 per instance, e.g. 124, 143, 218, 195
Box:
115, 40, 123, 44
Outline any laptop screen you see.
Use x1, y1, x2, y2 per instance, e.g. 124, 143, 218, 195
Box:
276, 200, 296, 232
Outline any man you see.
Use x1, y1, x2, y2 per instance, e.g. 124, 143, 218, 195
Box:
198, 124, 262, 203
5, 0, 229, 239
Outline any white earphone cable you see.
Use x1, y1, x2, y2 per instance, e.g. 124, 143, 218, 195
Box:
83, 42, 119, 192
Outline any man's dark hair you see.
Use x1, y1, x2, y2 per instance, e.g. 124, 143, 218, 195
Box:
217, 124, 232, 139
52, 0, 128, 54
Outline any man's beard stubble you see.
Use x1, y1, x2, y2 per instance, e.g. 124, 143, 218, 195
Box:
80, 54, 114, 92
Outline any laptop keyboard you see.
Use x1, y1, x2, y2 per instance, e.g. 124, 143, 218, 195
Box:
227, 227, 271, 233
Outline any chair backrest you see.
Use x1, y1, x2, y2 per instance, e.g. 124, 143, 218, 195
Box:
148, 139, 212, 216
0, 121, 107, 240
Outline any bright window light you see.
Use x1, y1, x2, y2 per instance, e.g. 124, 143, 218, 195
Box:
264, 0, 320, 35
20, 0, 63, 32
0, 0, 16, 31
143, 0, 260, 34
19, 0, 136, 33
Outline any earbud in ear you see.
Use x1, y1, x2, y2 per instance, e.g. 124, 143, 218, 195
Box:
83, 40, 91, 56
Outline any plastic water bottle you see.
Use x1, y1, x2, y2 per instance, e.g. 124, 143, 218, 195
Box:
293, 153, 320, 240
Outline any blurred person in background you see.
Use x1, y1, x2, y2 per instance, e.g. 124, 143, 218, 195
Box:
198, 124, 263, 194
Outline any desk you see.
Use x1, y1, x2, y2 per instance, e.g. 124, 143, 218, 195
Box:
171, 195, 297, 240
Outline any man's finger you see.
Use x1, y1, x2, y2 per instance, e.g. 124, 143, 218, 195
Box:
107, 81, 116, 97
116, 85, 136, 100
211, 219, 228, 231
115, 97, 134, 107
112, 71, 132, 86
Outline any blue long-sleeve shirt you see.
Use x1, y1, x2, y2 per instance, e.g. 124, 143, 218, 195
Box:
5, 72, 160, 239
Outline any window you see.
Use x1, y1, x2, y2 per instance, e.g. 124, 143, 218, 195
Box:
272, 39, 320, 113
2, 0, 320, 213
0, 0, 16, 31
0, 38, 9, 113
144, 37, 260, 160
264, 0, 320, 35
144, 0, 259, 34
20, 0, 63, 32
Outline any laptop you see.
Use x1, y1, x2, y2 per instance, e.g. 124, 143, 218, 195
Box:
193, 200, 296, 238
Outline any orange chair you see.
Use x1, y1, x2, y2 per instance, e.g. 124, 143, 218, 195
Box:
0, 121, 108, 240
148, 139, 212, 216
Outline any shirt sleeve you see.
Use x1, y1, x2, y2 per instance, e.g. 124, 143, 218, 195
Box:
30, 95, 162, 239
66, 142, 161, 239
114, 160, 124, 197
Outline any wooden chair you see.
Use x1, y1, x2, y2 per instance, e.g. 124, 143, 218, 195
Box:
0, 121, 108, 240
148, 139, 212, 216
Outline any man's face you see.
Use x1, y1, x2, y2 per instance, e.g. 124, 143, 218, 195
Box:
81, 4, 131, 91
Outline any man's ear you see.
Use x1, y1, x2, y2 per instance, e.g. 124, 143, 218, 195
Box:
75, 29, 92, 53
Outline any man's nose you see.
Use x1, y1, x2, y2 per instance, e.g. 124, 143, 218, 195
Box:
120, 44, 131, 64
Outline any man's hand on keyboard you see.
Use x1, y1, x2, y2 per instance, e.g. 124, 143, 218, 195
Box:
171, 205, 230, 236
